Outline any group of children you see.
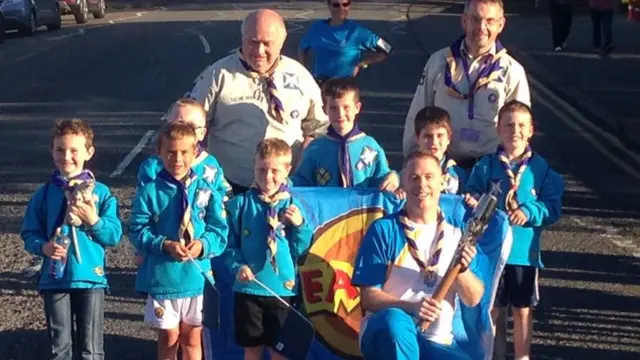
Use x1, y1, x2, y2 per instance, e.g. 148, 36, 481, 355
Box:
20, 76, 562, 360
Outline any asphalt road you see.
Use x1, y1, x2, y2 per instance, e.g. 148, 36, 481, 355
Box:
0, 1, 639, 359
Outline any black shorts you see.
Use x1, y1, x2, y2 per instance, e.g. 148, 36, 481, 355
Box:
494, 265, 539, 308
495, 265, 540, 308
234, 292, 292, 348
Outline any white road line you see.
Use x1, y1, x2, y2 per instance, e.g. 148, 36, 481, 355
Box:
571, 217, 640, 257
48, 29, 87, 41
198, 35, 211, 54
361, 91, 413, 99
110, 130, 155, 177
530, 76, 640, 167
108, 12, 145, 24
531, 90, 640, 181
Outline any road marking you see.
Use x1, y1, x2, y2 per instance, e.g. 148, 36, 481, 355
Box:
110, 130, 155, 177
530, 76, 640, 165
48, 28, 89, 41
198, 35, 211, 54
390, 12, 407, 34
108, 12, 145, 24
531, 88, 640, 181
571, 217, 640, 258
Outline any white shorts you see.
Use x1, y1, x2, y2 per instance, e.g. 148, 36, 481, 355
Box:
143, 295, 204, 329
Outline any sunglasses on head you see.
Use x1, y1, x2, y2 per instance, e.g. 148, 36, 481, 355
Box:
331, 1, 350, 8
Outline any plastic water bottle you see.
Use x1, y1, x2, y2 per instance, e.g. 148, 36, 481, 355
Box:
50, 232, 70, 280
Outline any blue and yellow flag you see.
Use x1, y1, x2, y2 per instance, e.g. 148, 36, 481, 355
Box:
205, 188, 511, 360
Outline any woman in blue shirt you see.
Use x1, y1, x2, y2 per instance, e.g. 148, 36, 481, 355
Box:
298, 0, 392, 84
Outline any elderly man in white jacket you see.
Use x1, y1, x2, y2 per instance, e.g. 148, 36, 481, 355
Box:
184, 9, 329, 194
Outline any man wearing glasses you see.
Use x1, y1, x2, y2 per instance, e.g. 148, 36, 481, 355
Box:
298, 0, 392, 85
401, 0, 530, 171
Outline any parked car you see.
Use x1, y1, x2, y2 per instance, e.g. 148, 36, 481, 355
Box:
59, 0, 105, 24
0, 0, 61, 36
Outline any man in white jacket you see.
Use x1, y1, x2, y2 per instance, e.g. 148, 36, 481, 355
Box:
402, 0, 530, 170
185, 9, 329, 193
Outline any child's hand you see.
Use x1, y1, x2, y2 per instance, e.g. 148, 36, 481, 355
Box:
379, 172, 400, 192
163, 240, 189, 262
236, 265, 255, 283
186, 240, 203, 259
42, 242, 67, 260
463, 194, 479, 208
69, 200, 99, 227
282, 205, 303, 227
509, 209, 528, 226
394, 188, 406, 200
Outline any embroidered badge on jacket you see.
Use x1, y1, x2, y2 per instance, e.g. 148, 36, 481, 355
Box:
356, 146, 378, 171
196, 188, 212, 208
203, 165, 218, 183
283, 72, 300, 91
316, 168, 331, 185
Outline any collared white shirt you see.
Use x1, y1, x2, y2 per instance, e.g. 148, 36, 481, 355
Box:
402, 42, 531, 161
187, 52, 329, 187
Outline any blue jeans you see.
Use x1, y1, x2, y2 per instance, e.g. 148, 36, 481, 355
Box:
360, 308, 472, 360
43, 289, 105, 360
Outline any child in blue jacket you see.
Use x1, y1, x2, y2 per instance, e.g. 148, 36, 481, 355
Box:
20, 118, 123, 360
137, 98, 232, 199
134, 98, 232, 266
129, 121, 229, 360
290, 77, 399, 192
225, 138, 313, 360
464, 100, 564, 360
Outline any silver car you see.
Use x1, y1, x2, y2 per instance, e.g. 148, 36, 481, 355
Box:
0, 0, 61, 36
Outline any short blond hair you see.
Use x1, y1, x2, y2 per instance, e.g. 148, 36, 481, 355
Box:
167, 98, 206, 123
156, 121, 197, 149
255, 138, 292, 163
498, 100, 533, 126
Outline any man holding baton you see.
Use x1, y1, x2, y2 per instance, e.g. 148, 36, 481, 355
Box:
352, 151, 485, 360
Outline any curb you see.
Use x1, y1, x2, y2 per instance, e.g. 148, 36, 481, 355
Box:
506, 44, 640, 151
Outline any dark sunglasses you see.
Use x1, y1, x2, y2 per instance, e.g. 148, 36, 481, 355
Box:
331, 1, 350, 8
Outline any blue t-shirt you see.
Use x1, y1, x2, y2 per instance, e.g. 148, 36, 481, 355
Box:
299, 19, 392, 79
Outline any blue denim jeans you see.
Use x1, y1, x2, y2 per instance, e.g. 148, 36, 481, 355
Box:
43, 289, 105, 360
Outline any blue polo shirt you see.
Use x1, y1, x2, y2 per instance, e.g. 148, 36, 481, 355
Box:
299, 19, 392, 79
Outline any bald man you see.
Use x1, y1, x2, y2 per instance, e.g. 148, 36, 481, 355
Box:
184, 9, 329, 194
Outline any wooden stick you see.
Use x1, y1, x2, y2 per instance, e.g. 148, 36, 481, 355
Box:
419, 263, 465, 332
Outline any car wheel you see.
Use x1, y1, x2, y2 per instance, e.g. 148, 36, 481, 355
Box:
74, 0, 89, 24
48, 4, 62, 30
19, 10, 37, 36
93, 0, 106, 19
